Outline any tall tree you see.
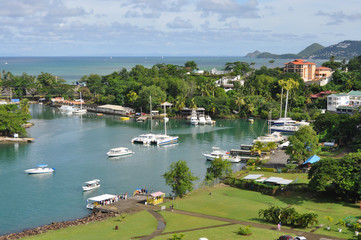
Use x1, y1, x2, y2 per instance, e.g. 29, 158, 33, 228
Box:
286, 126, 318, 164
205, 158, 232, 181
163, 160, 199, 198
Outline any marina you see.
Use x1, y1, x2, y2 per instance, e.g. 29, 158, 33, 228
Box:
0, 104, 265, 235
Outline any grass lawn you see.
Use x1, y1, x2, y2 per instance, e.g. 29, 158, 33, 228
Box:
165, 185, 361, 239
158, 210, 226, 233
234, 170, 310, 183
152, 224, 289, 240
24, 210, 157, 240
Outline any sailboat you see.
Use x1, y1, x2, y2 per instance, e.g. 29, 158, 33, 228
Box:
270, 89, 298, 134
131, 96, 178, 146
73, 92, 87, 114
253, 112, 285, 143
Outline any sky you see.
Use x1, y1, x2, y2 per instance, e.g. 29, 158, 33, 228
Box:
0, 0, 361, 56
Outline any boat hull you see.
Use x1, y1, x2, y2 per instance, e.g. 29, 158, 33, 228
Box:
24, 168, 55, 174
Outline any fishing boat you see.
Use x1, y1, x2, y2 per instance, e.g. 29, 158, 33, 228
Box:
82, 179, 100, 191
107, 147, 134, 157
24, 164, 55, 174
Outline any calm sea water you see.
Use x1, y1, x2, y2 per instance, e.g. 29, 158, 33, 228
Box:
0, 104, 267, 235
0, 56, 327, 84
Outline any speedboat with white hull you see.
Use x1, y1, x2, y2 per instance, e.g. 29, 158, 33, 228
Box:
24, 164, 55, 174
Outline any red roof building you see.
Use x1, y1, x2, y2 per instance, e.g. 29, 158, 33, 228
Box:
284, 59, 316, 81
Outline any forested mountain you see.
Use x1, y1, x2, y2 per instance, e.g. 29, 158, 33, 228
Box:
311, 40, 361, 59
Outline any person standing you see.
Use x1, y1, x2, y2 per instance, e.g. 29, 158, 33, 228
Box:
277, 222, 281, 231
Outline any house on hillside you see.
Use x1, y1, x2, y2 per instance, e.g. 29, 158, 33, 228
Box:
327, 91, 361, 114
284, 59, 332, 84
215, 75, 244, 92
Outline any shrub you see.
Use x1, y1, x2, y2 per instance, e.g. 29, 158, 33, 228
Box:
237, 225, 252, 235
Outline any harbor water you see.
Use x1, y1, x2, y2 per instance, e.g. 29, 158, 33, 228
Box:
0, 104, 267, 235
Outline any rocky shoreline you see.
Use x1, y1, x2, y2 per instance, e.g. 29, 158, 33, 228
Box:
0, 211, 116, 240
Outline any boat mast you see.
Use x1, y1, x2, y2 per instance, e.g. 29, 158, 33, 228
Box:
164, 104, 167, 136
284, 89, 289, 125
268, 111, 271, 134
150, 96, 153, 133
80, 92, 82, 110
279, 87, 283, 119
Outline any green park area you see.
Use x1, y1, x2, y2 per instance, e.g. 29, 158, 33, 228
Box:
25, 185, 361, 240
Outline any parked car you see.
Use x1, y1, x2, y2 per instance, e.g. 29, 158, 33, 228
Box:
278, 235, 294, 240
294, 237, 307, 240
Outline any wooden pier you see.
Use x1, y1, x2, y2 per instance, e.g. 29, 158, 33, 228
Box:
136, 116, 148, 122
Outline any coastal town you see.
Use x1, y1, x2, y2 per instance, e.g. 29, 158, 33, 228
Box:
2, 0, 361, 239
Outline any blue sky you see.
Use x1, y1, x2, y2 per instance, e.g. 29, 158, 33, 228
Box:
0, 0, 360, 56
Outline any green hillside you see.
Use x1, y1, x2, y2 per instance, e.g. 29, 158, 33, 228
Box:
297, 43, 324, 58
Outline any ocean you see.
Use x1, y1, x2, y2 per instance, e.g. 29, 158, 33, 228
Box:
0, 56, 327, 84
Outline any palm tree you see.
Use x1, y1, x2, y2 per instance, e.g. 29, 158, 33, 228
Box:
189, 98, 197, 109
20, 98, 30, 115
235, 95, 245, 113
175, 95, 186, 112
252, 141, 265, 156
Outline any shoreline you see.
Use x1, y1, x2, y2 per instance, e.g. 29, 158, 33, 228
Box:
0, 211, 116, 240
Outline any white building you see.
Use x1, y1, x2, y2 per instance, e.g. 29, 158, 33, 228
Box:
327, 93, 349, 112
215, 75, 244, 92
348, 91, 361, 106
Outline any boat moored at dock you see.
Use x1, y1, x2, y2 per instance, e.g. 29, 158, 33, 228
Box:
203, 146, 241, 163
86, 194, 118, 209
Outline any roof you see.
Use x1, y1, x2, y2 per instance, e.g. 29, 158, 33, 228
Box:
98, 104, 134, 111
316, 67, 331, 70
303, 155, 320, 165
336, 105, 359, 110
243, 174, 264, 180
328, 93, 349, 97
264, 177, 293, 185
348, 91, 361, 96
150, 191, 165, 197
84, 179, 100, 184
37, 164, 48, 167
284, 59, 316, 65
87, 194, 116, 202
160, 102, 173, 107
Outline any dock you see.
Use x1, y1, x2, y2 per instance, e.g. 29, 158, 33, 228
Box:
136, 116, 148, 122
0, 137, 34, 143
93, 195, 149, 214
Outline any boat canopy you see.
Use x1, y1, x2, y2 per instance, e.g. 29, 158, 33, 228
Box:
84, 179, 100, 185
150, 191, 165, 197
110, 147, 127, 151
87, 194, 116, 202
37, 164, 48, 167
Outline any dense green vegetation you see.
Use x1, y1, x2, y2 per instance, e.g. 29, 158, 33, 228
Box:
0, 99, 31, 137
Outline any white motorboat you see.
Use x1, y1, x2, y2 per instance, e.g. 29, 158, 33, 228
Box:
82, 179, 101, 191
107, 147, 134, 157
206, 115, 213, 125
190, 109, 198, 125
198, 115, 207, 125
132, 133, 157, 145
24, 164, 55, 174
253, 132, 285, 144
203, 146, 241, 163
86, 194, 117, 209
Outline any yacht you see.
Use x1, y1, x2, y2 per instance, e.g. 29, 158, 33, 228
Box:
107, 147, 134, 157
198, 115, 207, 125
253, 131, 285, 144
82, 179, 100, 191
202, 146, 241, 163
59, 105, 78, 113
24, 164, 55, 174
269, 117, 296, 126
270, 124, 299, 133
206, 115, 213, 125
73, 92, 87, 114
132, 97, 178, 146
190, 110, 199, 125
